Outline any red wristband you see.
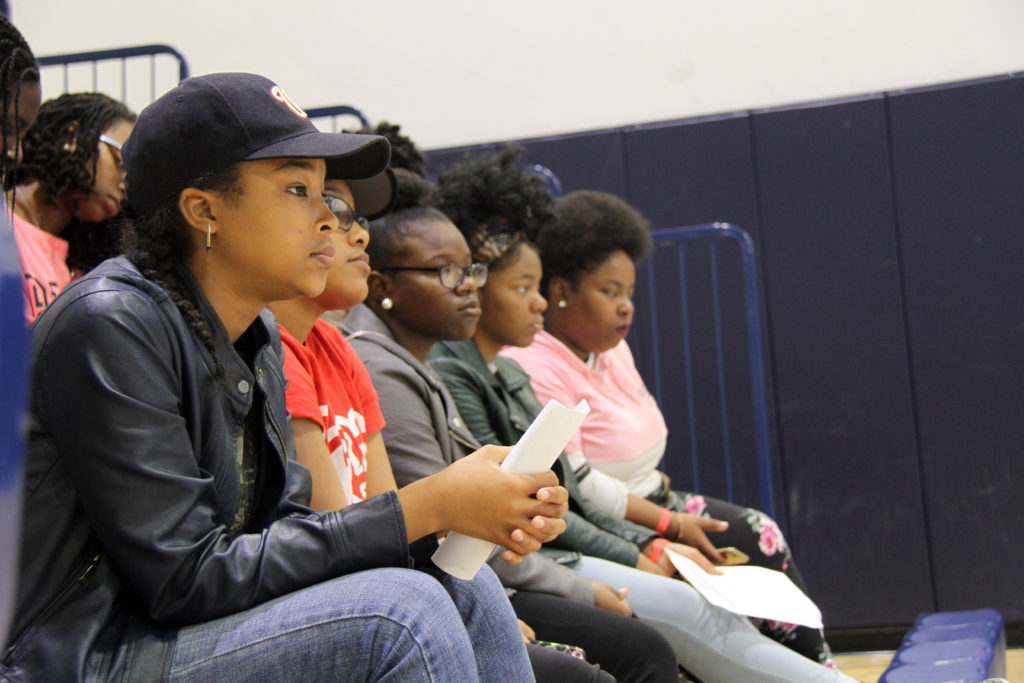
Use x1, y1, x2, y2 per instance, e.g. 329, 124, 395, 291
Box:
655, 507, 672, 535
648, 538, 670, 563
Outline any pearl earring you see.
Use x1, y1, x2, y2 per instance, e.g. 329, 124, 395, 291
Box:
381, 297, 394, 310
557, 300, 567, 309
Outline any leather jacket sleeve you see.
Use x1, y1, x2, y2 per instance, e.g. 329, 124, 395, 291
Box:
31, 286, 410, 624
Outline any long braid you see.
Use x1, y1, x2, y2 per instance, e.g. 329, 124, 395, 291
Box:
121, 166, 242, 373
14, 93, 136, 272
0, 13, 38, 185
13, 93, 135, 198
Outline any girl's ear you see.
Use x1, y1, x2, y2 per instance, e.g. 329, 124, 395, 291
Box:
178, 187, 219, 242
547, 276, 572, 306
366, 271, 392, 306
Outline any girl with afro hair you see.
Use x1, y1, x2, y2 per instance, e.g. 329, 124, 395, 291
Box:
433, 149, 856, 682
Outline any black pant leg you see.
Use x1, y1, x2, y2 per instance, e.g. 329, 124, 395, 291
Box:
510, 591, 678, 683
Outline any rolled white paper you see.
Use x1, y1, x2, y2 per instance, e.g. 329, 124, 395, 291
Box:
432, 398, 591, 579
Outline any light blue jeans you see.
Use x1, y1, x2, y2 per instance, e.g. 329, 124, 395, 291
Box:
169, 565, 532, 682
572, 555, 858, 683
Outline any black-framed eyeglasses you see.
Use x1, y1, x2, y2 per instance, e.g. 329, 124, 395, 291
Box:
380, 262, 488, 290
323, 192, 368, 232
98, 134, 126, 174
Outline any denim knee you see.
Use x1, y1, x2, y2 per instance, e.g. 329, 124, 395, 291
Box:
170, 568, 481, 682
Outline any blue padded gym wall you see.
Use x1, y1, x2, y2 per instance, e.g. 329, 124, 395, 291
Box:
888, 75, 1024, 621
750, 95, 931, 625
425, 71, 1024, 629
621, 114, 780, 519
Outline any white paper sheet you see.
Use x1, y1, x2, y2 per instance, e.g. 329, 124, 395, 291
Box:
432, 399, 590, 580
666, 549, 824, 628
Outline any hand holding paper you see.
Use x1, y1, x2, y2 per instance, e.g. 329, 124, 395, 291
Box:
432, 399, 590, 579
666, 548, 823, 628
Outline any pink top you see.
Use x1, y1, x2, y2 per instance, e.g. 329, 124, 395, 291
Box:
11, 212, 71, 324
502, 331, 668, 497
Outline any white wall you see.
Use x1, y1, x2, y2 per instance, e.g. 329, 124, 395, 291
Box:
14, 0, 1024, 149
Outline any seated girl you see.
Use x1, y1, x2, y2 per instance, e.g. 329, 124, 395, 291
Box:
430, 148, 856, 682
339, 169, 681, 683
9, 92, 135, 321
501, 186, 840, 667
267, 168, 637, 683
4, 73, 566, 682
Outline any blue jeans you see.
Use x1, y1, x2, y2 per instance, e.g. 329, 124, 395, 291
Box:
169, 565, 532, 682
573, 555, 857, 683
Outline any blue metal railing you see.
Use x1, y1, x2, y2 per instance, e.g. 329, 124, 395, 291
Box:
524, 163, 563, 197
37, 44, 189, 105
641, 222, 775, 518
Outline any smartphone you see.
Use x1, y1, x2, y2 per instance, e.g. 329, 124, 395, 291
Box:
718, 546, 749, 565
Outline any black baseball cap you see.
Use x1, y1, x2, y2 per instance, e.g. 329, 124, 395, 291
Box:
122, 72, 396, 219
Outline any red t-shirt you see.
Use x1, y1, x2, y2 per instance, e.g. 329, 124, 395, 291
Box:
281, 319, 385, 505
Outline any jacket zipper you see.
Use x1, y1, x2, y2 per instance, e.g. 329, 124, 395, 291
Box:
77, 552, 101, 584
2, 550, 102, 665
265, 402, 287, 454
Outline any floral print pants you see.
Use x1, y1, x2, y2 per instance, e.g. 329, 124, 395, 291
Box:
649, 487, 838, 670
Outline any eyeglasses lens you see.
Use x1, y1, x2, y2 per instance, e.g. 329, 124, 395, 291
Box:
438, 263, 488, 289
323, 194, 359, 231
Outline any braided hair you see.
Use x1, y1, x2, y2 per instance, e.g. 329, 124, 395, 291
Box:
0, 13, 38, 184
435, 146, 555, 273
14, 93, 136, 272
15, 93, 135, 198
121, 166, 243, 370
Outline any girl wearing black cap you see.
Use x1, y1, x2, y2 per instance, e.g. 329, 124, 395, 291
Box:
3, 73, 563, 681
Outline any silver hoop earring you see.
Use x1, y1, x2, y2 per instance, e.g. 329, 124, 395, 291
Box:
381, 297, 394, 311
205, 224, 212, 253
557, 300, 567, 309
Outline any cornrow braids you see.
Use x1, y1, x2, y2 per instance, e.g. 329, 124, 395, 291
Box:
0, 13, 38, 184
435, 146, 555, 272
14, 92, 135, 198
121, 165, 242, 373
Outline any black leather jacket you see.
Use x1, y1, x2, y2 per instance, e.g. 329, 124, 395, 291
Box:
1, 257, 411, 682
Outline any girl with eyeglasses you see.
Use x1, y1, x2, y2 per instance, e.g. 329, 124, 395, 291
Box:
431, 147, 859, 682
7, 92, 135, 322
5, 73, 565, 682
341, 168, 681, 683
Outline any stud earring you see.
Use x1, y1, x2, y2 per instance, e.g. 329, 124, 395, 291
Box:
205, 224, 212, 253
381, 297, 394, 310
557, 300, 567, 309
62, 142, 72, 152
